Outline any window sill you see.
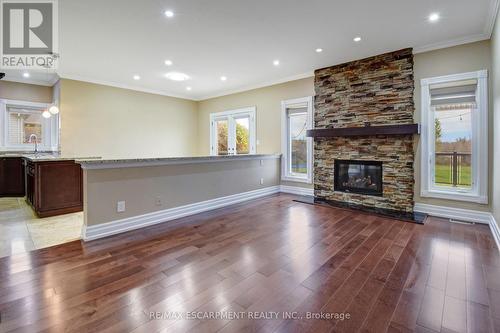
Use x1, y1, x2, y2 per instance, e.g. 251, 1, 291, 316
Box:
421, 189, 488, 204
281, 175, 312, 184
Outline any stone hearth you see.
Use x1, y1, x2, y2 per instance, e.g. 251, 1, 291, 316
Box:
313, 48, 415, 213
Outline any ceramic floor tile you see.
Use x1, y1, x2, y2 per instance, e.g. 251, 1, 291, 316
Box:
0, 198, 83, 257
26, 212, 83, 249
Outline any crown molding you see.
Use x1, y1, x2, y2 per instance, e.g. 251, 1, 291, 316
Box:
413, 33, 490, 54
57, 73, 197, 101
485, 0, 500, 37
1, 77, 56, 87
196, 72, 314, 101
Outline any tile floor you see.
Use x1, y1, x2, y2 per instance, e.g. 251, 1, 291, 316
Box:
0, 197, 83, 258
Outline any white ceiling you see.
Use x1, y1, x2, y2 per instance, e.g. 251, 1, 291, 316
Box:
2, 0, 498, 100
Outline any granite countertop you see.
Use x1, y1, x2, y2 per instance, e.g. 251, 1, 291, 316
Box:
0, 152, 101, 162
77, 154, 281, 169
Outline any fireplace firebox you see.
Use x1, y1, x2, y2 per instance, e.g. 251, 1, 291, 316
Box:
334, 160, 383, 196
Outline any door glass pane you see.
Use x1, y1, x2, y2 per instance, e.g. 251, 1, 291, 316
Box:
215, 119, 228, 155
235, 116, 250, 154
434, 104, 473, 189
7, 110, 43, 145
289, 112, 308, 175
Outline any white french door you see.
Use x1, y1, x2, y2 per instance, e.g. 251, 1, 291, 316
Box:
210, 107, 256, 156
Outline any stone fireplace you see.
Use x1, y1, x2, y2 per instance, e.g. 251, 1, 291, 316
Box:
311, 48, 417, 216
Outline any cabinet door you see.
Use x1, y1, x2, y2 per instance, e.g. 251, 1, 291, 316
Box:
0, 159, 5, 195
0, 158, 25, 196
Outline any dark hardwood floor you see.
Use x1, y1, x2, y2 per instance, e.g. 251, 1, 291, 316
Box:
0, 193, 499, 333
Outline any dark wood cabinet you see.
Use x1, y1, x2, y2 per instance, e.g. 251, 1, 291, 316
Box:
25, 159, 83, 217
0, 157, 25, 197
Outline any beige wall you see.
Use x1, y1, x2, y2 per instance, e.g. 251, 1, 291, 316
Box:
84, 158, 280, 226
197, 77, 314, 155
413, 40, 492, 211
197, 77, 314, 188
59, 79, 198, 159
492, 12, 500, 224
0, 81, 53, 103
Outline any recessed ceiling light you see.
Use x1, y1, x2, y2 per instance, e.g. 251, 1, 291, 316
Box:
164, 10, 174, 18
353, 36, 362, 42
315, 48, 323, 53
186, 86, 192, 91
133, 75, 140, 80
220, 76, 227, 81
164, 59, 173, 66
273, 59, 280, 66
23, 72, 30, 78
429, 13, 440, 22
165, 72, 190, 81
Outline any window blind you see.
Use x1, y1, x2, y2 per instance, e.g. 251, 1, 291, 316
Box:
430, 79, 477, 107
6, 106, 44, 145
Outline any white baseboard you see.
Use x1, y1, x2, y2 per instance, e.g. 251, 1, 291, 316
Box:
85, 186, 500, 251
489, 214, 500, 251
84, 185, 315, 241
415, 202, 500, 251
279, 185, 314, 197
414, 203, 492, 224
84, 185, 280, 241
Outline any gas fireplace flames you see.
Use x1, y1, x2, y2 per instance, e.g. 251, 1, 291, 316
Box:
343, 175, 378, 190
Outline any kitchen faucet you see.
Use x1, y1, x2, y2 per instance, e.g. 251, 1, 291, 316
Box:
29, 134, 38, 153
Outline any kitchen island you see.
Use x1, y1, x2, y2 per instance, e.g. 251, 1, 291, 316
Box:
23, 154, 100, 217
0, 152, 100, 217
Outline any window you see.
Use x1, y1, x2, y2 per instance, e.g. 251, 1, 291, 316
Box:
281, 96, 313, 183
420, 70, 488, 203
210, 107, 256, 155
0, 99, 59, 151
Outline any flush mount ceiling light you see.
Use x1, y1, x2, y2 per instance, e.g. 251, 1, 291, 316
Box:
273, 59, 280, 66
220, 76, 227, 81
186, 86, 192, 91
429, 13, 440, 22
353, 36, 362, 42
164, 59, 173, 66
164, 10, 174, 18
23, 72, 30, 78
165, 72, 189, 81
42, 110, 51, 118
133, 75, 140, 80
49, 105, 59, 115
315, 48, 323, 53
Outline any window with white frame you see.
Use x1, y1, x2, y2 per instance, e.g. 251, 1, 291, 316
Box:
281, 96, 313, 183
420, 70, 488, 204
210, 107, 256, 155
0, 99, 59, 151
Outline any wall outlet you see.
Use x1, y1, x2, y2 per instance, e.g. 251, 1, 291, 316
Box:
260, 159, 264, 166
155, 197, 162, 206
117, 201, 126, 213
260, 178, 264, 185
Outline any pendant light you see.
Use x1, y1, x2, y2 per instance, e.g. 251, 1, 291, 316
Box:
42, 110, 51, 118
49, 105, 59, 115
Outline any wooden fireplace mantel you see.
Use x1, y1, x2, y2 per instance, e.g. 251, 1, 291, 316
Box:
306, 124, 420, 138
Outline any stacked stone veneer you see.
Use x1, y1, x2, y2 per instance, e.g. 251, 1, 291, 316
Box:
314, 48, 415, 213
